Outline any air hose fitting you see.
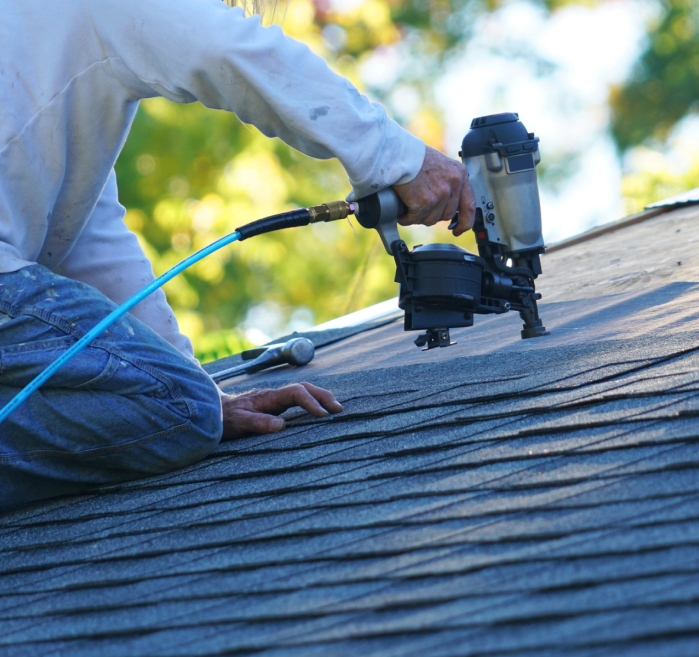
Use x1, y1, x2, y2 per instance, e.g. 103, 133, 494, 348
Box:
235, 201, 353, 241
309, 200, 354, 223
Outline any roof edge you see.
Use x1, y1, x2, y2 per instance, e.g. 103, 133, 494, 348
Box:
545, 206, 669, 254
646, 187, 699, 208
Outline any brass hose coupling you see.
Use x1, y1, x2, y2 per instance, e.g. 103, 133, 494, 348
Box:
308, 200, 354, 223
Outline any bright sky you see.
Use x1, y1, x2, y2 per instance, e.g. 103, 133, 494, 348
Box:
354, 0, 656, 243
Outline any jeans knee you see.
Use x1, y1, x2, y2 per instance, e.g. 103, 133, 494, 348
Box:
184, 386, 224, 462
160, 367, 223, 470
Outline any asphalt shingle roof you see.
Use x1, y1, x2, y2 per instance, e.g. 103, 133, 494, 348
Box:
2, 202, 699, 656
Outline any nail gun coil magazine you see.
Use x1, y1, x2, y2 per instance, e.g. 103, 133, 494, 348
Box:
392, 241, 529, 350
394, 242, 484, 330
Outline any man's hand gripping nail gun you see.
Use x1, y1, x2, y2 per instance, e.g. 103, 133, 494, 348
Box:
391, 146, 477, 238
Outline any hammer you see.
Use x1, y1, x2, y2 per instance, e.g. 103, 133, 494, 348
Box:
211, 337, 315, 383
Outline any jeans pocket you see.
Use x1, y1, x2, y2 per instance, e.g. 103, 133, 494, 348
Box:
0, 337, 114, 390
71, 353, 121, 390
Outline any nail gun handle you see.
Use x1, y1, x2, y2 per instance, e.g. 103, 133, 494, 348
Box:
354, 188, 407, 255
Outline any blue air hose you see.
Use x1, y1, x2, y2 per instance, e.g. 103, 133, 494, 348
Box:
0, 201, 347, 426
0, 231, 241, 425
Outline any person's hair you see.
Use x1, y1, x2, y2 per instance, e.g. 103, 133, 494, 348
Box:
222, 0, 285, 21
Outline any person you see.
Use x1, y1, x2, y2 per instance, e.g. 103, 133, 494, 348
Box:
0, 0, 476, 508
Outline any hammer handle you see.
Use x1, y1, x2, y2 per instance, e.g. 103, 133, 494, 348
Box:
211, 347, 282, 383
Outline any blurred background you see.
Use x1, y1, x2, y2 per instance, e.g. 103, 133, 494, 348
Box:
115, 0, 699, 362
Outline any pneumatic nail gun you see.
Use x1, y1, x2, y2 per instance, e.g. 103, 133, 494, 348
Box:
354, 112, 549, 350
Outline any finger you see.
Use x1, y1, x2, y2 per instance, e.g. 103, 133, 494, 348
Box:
256, 383, 333, 418
398, 204, 431, 227
223, 409, 285, 440
287, 384, 333, 417
299, 382, 344, 414
453, 175, 477, 236
441, 179, 462, 226
421, 194, 451, 227
392, 186, 418, 226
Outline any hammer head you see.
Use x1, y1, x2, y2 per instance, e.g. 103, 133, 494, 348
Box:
279, 337, 315, 366
244, 337, 315, 374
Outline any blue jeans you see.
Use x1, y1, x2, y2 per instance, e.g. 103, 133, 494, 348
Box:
0, 265, 223, 509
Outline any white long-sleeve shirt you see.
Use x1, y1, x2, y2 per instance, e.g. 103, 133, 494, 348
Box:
0, 0, 425, 357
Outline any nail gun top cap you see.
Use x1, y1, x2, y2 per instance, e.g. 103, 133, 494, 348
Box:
469, 113, 519, 129
461, 113, 533, 159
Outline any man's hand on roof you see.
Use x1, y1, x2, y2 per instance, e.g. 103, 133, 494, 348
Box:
220, 382, 344, 440
393, 146, 476, 237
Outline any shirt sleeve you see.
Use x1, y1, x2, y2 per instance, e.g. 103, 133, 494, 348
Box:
85, 0, 425, 199
54, 169, 198, 361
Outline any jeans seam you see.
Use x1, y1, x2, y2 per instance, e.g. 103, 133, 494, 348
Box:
0, 337, 76, 355
91, 340, 188, 403
0, 417, 198, 464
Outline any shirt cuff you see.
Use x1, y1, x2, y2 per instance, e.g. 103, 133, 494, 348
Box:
346, 122, 426, 201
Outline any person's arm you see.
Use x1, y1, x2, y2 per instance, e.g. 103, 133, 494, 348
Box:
85, 0, 425, 200
54, 170, 196, 359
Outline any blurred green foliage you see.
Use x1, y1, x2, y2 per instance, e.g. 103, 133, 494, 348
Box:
622, 148, 699, 211
611, 0, 699, 151
610, 0, 699, 217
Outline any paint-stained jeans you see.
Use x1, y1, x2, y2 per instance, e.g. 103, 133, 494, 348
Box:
0, 265, 223, 509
